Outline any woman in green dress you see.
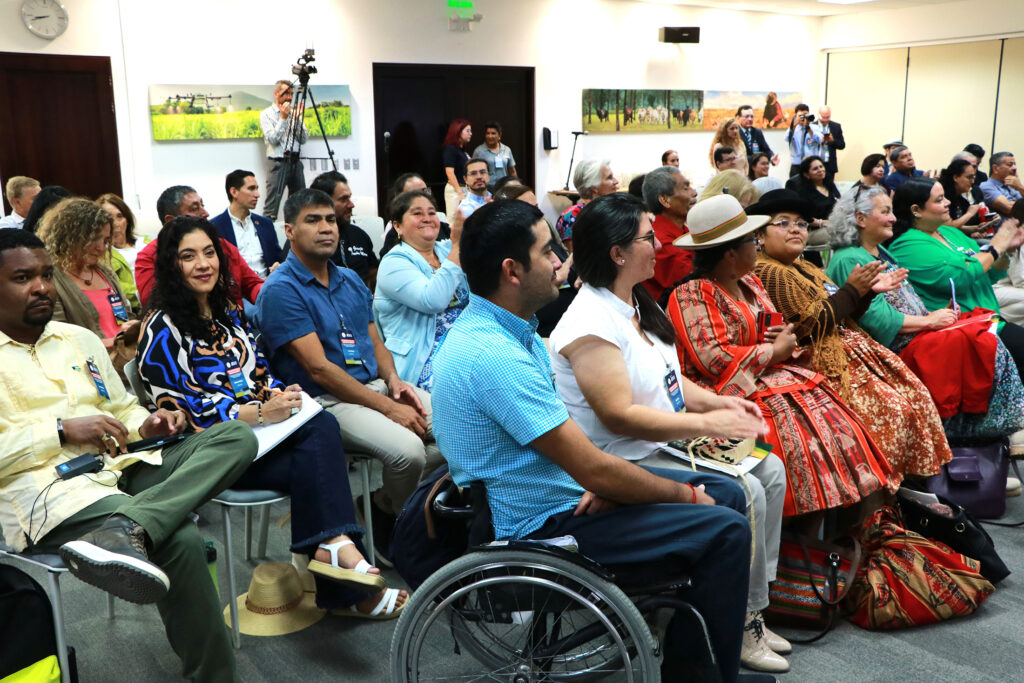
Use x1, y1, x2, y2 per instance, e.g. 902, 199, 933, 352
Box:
827, 184, 1024, 441
887, 177, 1024, 379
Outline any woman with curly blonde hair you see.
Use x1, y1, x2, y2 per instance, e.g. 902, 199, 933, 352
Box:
38, 197, 139, 371
710, 117, 748, 176
699, 169, 760, 207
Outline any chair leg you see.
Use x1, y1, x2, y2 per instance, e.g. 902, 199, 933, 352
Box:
47, 572, 72, 683
106, 593, 115, 619
257, 504, 270, 559
360, 463, 375, 566
244, 507, 253, 561
222, 506, 241, 650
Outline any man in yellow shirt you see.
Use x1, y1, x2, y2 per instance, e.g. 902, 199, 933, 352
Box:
0, 230, 257, 682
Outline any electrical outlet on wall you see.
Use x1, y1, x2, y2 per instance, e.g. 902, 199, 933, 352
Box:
344, 158, 351, 170
353, 158, 359, 170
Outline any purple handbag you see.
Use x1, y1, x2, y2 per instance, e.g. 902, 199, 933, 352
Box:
924, 439, 1009, 519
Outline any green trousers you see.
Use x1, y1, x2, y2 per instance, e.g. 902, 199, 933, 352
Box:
35, 421, 257, 683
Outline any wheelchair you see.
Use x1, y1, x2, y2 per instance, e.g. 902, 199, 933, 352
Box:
389, 481, 720, 682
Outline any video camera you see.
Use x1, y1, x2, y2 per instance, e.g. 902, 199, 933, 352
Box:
291, 49, 317, 82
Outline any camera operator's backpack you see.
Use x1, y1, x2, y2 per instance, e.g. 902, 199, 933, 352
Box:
0, 564, 74, 682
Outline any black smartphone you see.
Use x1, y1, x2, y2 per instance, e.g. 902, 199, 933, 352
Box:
126, 433, 189, 453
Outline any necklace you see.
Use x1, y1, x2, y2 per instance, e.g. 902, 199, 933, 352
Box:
74, 266, 95, 286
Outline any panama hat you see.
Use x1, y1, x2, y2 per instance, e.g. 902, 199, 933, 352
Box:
224, 562, 325, 637
674, 193, 770, 250
743, 188, 815, 222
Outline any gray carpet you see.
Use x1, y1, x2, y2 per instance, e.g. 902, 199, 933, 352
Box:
15, 492, 1024, 682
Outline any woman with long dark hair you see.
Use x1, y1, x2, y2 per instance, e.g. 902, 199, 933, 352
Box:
136, 216, 407, 619
938, 158, 994, 234
549, 193, 792, 674
888, 177, 1024, 377
442, 118, 473, 221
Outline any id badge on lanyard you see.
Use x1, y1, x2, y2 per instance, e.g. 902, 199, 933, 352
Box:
86, 358, 110, 400
107, 292, 129, 323
224, 357, 250, 398
664, 368, 685, 413
338, 315, 363, 366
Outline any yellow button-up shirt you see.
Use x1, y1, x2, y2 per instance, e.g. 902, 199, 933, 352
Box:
0, 322, 160, 551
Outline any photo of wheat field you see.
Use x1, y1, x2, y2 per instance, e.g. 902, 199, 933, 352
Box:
581, 89, 703, 133
149, 84, 352, 141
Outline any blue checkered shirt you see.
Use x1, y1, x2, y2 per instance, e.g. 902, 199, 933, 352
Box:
432, 294, 584, 539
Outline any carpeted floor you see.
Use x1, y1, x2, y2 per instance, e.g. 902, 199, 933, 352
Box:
15, 491, 1024, 682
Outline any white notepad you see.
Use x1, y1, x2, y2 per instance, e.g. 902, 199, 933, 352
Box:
251, 392, 323, 460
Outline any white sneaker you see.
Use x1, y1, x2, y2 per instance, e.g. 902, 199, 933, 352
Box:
1007, 476, 1022, 498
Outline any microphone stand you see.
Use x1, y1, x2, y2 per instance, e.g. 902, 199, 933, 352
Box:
564, 131, 587, 191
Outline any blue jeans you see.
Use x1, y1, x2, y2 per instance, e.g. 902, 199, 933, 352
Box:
526, 467, 750, 683
233, 410, 368, 608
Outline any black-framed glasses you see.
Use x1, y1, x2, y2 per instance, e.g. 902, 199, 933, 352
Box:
768, 219, 810, 231
633, 232, 657, 246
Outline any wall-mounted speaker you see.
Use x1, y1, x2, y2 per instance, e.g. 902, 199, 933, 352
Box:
659, 27, 700, 44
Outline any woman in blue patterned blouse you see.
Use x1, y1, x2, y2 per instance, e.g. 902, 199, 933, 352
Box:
136, 216, 407, 620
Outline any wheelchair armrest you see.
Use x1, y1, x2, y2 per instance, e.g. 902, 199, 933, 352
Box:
475, 539, 617, 583
432, 481, 476, 520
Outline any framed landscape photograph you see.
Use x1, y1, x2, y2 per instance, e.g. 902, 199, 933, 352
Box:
582, 89, 704, 133
149, 84, 352, 141
702, 91, 803, 131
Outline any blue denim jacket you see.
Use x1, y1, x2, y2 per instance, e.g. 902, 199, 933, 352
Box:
373, 240, 468, 383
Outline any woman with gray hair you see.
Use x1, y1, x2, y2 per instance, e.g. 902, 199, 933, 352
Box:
555, 159, 619, 252
826, 184, 1024, 443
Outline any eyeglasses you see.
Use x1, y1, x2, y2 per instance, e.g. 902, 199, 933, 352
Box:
633, 232, 657, 246
768, 219, 810, 231
740, 235, 763, 246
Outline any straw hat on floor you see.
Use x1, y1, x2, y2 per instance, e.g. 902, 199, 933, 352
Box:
225, 562, 325, 636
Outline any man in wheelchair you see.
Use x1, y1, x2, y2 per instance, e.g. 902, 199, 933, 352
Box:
430, 200, 767, 682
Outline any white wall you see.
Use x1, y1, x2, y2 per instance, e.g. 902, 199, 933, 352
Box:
820, 0, 1024, 49
1, 0, 822, 232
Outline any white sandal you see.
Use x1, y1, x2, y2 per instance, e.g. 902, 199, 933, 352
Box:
307, 539, 386, 591
332, 587, 406, 621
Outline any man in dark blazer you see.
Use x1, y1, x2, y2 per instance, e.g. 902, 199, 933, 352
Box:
210, 169, 282, 277
817, 107, 846, 182
736, 105, 778, 166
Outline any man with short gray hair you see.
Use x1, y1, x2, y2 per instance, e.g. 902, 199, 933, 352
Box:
641, 166, 697, 303
980, 152, 1024, 217
882, 146, 924, 192
261, 79, 309, 221
1, 176, 41, 229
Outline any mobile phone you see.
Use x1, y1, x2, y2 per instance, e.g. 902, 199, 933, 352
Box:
126, 433, 189, 453
756, 311, 784, 342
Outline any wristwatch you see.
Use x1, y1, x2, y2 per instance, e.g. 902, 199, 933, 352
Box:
57, 418, 66, 445
980, 244, 1000, 260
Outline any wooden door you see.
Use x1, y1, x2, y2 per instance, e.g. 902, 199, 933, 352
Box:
0, 52, 122, 214
372, 63, 534, 214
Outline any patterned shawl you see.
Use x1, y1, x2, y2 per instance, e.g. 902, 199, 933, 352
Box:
753, 254, 859, 398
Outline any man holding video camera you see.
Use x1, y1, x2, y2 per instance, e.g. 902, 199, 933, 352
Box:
0, 229, 257, 681
261, 79, 309, 221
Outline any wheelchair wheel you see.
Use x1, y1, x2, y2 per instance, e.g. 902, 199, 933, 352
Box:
391, 549, 660, 682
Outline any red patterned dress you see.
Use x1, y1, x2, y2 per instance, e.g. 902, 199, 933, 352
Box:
669, 274, 896, 516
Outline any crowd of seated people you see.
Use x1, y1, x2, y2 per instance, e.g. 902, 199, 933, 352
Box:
4, 109, 1024, 683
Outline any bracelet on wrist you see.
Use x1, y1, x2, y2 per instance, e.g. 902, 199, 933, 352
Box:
683, 482, 697, 503
257, 403, 264, 425
57, 418, 66, 445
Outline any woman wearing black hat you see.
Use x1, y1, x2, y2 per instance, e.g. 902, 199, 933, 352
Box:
750, 189, 953, 483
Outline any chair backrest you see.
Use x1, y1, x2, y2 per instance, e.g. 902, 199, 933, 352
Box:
123, 359, 151, 408
351, 215, 385, 255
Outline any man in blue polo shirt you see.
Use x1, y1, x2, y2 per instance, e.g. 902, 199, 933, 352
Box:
980, 151, 1024, 218
882, 145, 924, 192
255, 188, 442, 556
431, 200, 756, 682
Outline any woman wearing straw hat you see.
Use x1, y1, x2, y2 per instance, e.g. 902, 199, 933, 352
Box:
748, 188, 953, 487
669, 192, 895, 523
549, 192, 791, 674
136, 217, 407, 620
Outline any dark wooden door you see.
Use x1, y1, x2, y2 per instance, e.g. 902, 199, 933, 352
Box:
372, 63, 534, 214
0, 52, 122, 214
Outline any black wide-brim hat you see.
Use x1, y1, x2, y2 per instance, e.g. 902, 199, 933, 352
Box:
744, 189, 815, 222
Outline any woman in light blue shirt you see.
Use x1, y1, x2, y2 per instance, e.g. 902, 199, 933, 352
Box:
374, 190, 468, 390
